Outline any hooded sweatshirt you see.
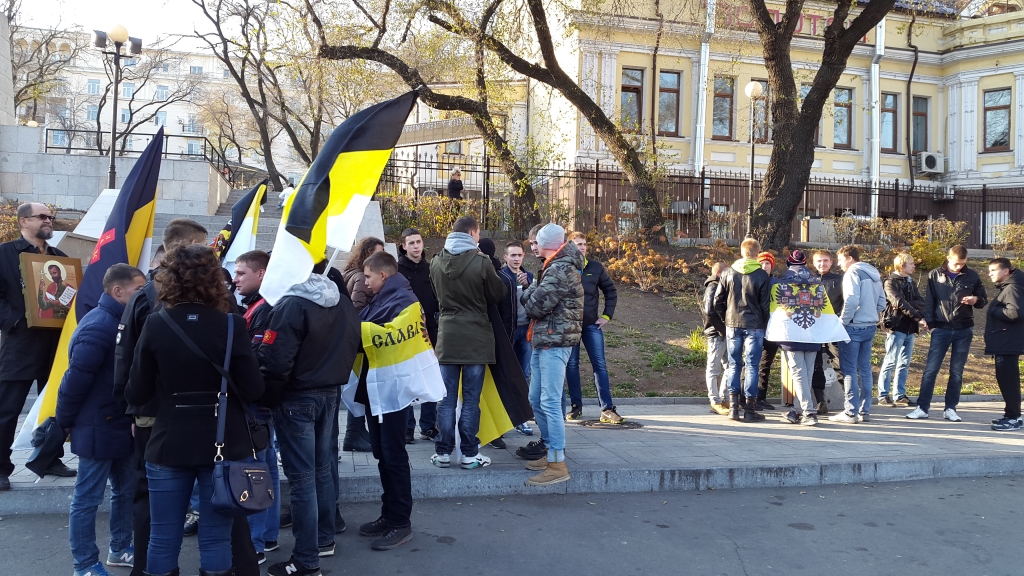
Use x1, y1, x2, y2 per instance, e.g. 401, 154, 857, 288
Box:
430, 232, 507, 364
839, 261, 886, 327
258, 273, 360, 404
714, 257, 771, 329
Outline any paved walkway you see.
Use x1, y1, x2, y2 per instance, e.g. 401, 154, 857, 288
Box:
6, 397, 1022, 514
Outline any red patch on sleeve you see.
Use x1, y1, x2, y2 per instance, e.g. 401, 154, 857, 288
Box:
263, 330, 277, 345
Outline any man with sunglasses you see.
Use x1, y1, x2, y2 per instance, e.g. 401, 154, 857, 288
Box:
0, 203, 77, 491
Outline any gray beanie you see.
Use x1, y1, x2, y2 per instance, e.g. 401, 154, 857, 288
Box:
536, 223, 565, 251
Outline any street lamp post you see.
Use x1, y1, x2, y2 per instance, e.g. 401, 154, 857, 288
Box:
92, 26, 142, 190
744, 81, 764, 237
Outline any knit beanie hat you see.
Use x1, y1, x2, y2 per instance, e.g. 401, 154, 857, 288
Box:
786, 249, 806, 266
478, 237, 496, 258
757, 251, 775, 268
536, 223, 566, 251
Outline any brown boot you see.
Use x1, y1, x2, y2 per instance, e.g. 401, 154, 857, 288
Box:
527, 461, 570, 486
710, 403, 730, 416
525, 457, 548, 471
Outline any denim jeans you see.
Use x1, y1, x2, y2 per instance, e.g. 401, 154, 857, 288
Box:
877, 331, 916, 400
146, 462, 233, 573
405, 402, 437, 433
916, 327, 973, 413
705, 333, 728, 403
367, 409, 413, 529
565, 324, 614, 410
512, 325, 533, 381
838, 324, 877, 416
435, 364, 486, 457
247, 416, 281, 553
725, 327, 764, 399
274, 388, 338, 569
69, 455, 135, 571
529, 347, 572, 457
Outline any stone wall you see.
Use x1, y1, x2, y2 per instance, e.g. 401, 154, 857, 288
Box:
0, 19, 16, 127
0, 125, 226, 215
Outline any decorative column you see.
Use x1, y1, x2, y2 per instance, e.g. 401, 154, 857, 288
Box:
579, 49, 599, 155
961, 80, 978, 173
1015, 72, 1024, 168
946, 81, 960, 173
598, 50, 618, 153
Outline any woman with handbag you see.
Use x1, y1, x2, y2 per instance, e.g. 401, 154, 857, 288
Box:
126, 244, 266, 576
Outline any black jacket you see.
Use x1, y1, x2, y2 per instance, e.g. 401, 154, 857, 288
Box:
113, 272, 162, 417
257, 275, 360, 406
714, 262, 771, 330
241, 291, 273, 352
580, 258, 617, 326
702, 275, 726, 337
125, 305, 264, 468
447, 178, 464, 199
492, 258, 518, 340
816, 271, 844, 313
882, 273, 925, 334
985, 268, 1024, 355
499, 266, 534, 333
0, 237, 66, 381
923, 263, 988, 330
397, 254, 439, 345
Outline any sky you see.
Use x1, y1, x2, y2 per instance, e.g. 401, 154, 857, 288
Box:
18, 0, 213, 51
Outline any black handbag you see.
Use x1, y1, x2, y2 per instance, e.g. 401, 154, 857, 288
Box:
158, 310, 274, 517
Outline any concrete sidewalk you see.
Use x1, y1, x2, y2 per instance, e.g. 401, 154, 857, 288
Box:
3, 399, 1023, 514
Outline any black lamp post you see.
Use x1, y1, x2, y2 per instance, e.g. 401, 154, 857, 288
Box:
744, 80, 764, 236
92, 26, 142, 190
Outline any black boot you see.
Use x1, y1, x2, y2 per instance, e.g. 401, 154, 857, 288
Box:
343, 412, 372, 452
743, 398, 765, 422
813, 388, 829, 414
144, 570, 180, 576
729, 394, 742, 421
199, 569, 234, 576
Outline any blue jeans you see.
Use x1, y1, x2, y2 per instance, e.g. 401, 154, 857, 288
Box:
146, 463, 233, 573
512, 325, 533, 381
566, 324, 614, 410
916, 327, 973, 413
435, 364, 486, 457
725, 327, 764, 399
405, 402, 437, 432
247, 416, 281, 553
69, 455, 134, 571
838, 324, 877, 416
529, 347, 572, 456
274, 388, 338, 569
877, 331, 916, 400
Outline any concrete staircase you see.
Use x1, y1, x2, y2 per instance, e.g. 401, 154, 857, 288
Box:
153, 188, 283, 253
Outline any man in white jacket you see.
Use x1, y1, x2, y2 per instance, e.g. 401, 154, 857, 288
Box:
831, 245, 886, 424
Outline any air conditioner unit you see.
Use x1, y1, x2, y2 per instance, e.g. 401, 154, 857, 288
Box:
670, 200, 695, 214
933, 187, 954, 202
917, 152, 944, 174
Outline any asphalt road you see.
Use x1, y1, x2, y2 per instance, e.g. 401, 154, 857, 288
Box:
1, 476, 1020, 576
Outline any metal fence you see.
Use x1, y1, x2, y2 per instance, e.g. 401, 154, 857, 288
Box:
375, 151, 1024, 249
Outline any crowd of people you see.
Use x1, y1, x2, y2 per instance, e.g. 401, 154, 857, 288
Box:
702, 239, 1022, 431
2, 200, 1023, 576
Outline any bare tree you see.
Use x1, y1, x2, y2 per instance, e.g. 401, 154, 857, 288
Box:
196, 90, 269, 165
5, 0, 84, 121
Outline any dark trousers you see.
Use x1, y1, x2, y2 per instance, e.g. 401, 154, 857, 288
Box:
366, 410, 412, 529
756, 340, 779, 400
0, 379, 33, 476
812, 343, 841, 392
129, 426, 152, 576
995, 355, 1023, 420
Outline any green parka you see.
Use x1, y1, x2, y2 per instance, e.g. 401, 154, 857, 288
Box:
521, 241, 584, 349
430, 247, 507, 364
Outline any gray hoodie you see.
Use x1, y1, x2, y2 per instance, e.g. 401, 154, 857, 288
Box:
280, 273, 340, 308
840, 261, 886, 327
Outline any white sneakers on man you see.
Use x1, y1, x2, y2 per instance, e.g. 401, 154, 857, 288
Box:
943, 408, 962, 422
905, 407, 929, 419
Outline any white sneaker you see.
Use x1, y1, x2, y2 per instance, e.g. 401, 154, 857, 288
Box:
943, 408, 962, 422
460, 454, 491, 469
906, 407, 929, 419
430, 453, 450, 468
828, 412, 858, 423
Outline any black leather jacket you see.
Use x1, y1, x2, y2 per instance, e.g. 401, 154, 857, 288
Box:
702, 275, 726, 337
882, 273, 925, 334
713, 263, 771, 330
923, 264, 988, 330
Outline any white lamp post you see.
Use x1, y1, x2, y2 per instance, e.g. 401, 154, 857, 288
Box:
744, 80, 764, 236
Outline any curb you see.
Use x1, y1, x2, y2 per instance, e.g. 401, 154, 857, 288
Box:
4, 453, 1022, 515
592, 394, 1003, 406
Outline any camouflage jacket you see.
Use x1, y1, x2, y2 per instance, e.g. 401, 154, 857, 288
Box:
521, 240, 584, 349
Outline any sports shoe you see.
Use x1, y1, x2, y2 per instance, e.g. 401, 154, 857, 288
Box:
488, 437, 507, 449
515, 440, 547, 460
906, 407, 929, 419
828, 412, 858, 423
992, 417, 1023, 431
430, 453, 451, 468
878, 397, 895, 407
801, 413, 819, 426
257, 552, 267, 565
516, 423, 534, 436
359, 516, 389, 537
566, 404, 583, 420
710, 403, 730, 416
755, 399, 776, 411
460, 454, 491, 469
75, 562, 111, 576
893, 395, 913, 407
419, 427, 439, 441
858, 412, 870, 423
600, 407, 624, 424
268, 557, 321, 576
265, 540, 279, 552
943, 408, 962, 422
783, 409, 801, 424
318, 542, 335, 557
405, 429, 415, 444
371, 526, 413, 551
183, 510, 199, 536
106, 546, 134, 567
816, 401, 829, 415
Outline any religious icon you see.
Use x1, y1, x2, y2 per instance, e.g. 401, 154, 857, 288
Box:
19, 253, 82, 328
